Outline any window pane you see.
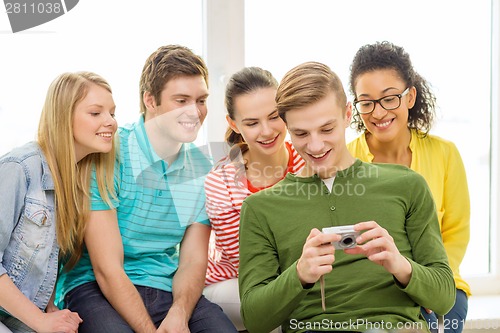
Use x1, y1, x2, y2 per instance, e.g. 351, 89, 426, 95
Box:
245, 0, 492, 275
0, 0, 203, 155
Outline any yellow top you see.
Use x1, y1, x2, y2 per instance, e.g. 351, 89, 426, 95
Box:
347, 129, 471, 296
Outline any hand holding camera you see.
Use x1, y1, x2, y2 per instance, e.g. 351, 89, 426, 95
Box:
296, 228, 340, 286
322, 225, 361, 250
333, 221, 413, 286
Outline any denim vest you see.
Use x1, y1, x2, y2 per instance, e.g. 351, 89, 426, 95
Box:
0, 142, 58, 318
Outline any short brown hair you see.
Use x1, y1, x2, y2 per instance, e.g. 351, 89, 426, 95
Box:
139, 45, 209, 115
276, 61, 347, 122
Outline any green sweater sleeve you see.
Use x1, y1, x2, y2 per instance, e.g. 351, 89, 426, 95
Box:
399, 172, 456, 315
239, 201, 310, 333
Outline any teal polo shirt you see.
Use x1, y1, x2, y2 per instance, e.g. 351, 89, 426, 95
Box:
56, 116, 212, 307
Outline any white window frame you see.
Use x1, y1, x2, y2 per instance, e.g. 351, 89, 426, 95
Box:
467, 0, 500, 296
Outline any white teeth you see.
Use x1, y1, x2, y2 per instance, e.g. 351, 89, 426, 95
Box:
259, 137, 276, 144
180, 122, 197, 128
311, 151, 327, 158
97, 133, 112, 138
375, 120, 392, 128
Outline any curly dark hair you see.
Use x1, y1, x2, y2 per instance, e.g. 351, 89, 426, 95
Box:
349, 41, 436, 134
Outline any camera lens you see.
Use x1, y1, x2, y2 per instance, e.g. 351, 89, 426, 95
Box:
341, 236, 354, 246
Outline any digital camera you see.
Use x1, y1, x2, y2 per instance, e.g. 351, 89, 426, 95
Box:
322, 225, 360, 250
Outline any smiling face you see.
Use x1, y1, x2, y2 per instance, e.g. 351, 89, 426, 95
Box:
144, 75, 209, 144
72, 83, 117, 162
354, 69, 416, 143
227, 87, 286, 158
286, 92, 353, 179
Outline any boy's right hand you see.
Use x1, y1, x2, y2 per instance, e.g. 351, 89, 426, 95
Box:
296, 228, 340, 285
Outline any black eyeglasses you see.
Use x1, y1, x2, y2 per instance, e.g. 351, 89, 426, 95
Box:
353, 88, 410, 115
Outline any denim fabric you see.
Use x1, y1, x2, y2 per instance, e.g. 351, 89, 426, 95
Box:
65, 281, 238, 333
422, 289, 468, 333
0, 142, 57, 322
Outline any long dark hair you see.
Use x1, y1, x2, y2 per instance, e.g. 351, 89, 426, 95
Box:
224, 67, 278, 165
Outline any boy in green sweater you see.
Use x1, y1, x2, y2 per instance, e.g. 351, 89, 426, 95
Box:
238, 62, 455, 333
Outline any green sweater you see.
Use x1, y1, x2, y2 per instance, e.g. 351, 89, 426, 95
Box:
239, 159, 455, 333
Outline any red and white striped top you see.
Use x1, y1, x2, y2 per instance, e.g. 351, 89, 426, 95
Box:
205, 142, 305, 285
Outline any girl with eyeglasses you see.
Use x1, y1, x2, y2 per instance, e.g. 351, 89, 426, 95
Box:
347, 41, 470, 333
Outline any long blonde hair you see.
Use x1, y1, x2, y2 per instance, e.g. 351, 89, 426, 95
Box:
37, 71, 116, 270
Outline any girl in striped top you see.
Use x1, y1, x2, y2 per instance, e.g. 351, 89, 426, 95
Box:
203, 67, 304, 330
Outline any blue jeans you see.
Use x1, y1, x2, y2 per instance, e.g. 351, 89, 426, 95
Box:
422, 289, 468, 333
65, 281, 237, 333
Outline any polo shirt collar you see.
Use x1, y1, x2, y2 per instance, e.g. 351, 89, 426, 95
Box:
133, 115, 186, 174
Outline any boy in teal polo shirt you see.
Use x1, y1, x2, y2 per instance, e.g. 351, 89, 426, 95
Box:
238, 62, 455, 333
57, 45, 237, 333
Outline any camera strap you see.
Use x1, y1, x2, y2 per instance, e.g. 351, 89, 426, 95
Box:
320, 275, 326, 311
